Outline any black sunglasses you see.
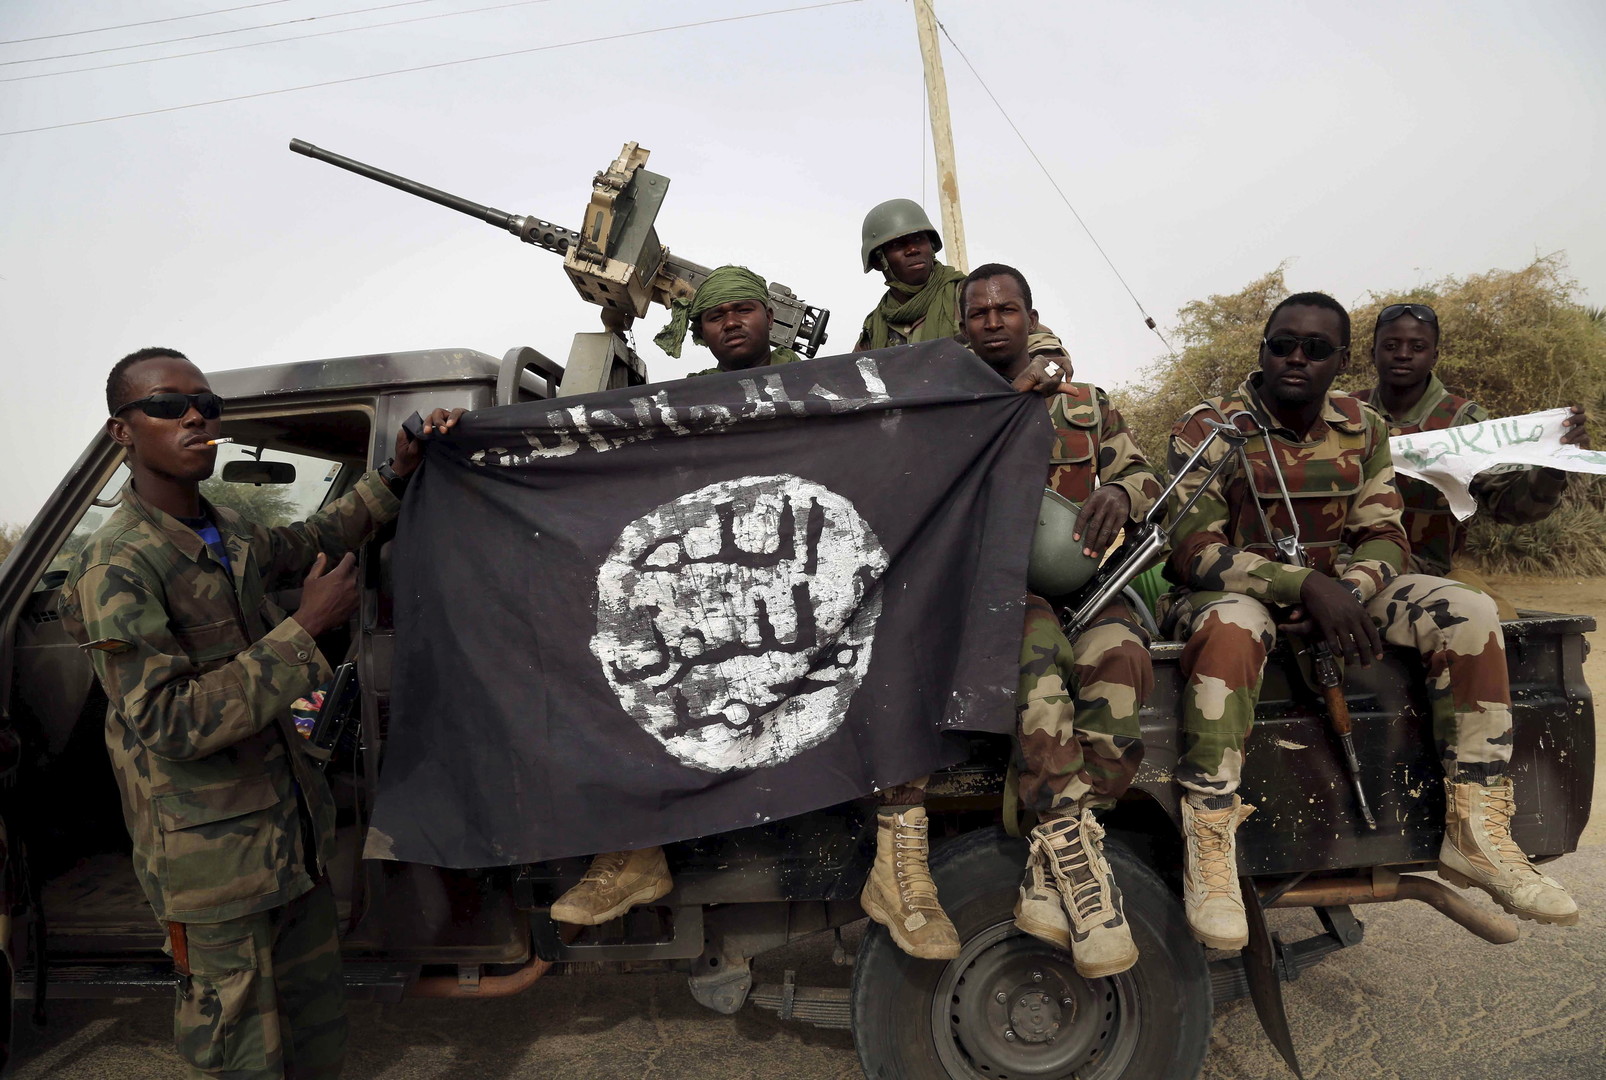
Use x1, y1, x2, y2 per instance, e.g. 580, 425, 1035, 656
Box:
113, 392, 226, 420
1376, 303, 1438, 327
1262, 334, 1346, 361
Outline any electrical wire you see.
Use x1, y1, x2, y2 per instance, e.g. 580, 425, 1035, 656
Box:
2, 0, 558, 84
0, 0, 864, 138
0, 2, 293, 45
1, 0, 446, 67
913, 0, 1181, 360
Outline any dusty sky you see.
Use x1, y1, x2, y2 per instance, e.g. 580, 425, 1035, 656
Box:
2, 0, 1603, 525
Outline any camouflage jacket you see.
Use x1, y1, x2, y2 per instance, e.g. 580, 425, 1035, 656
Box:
1046, 382, 1162, 519
59, 471, 400, 923
1165, 375, 1407, 605
688, 347, 799, 379
1353, 375, 1566, 576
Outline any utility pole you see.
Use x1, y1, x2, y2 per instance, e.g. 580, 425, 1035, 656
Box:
912, 0, 967, 272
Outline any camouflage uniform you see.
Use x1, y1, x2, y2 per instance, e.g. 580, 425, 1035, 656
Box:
688, 347, 798, 379
1164, 375, 1514, 795
1354, 375, 1567, 577
59, 471, 400, 1078
1016, 384, 1163, 814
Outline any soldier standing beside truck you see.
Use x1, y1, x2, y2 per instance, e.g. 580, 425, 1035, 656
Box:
58, 346, 462, 1080
1161, 293, 1578, 952
1352, 301, 1591, 616
960, 263, 1163, 978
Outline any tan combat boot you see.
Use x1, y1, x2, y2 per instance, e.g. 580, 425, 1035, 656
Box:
860, 806, 961, 960
1181, 795, 1254, 950
1438, 777, 1578, 925
1032, 810, 1138, 978
1013, 839, 1071, 951
550, 846, 673, 926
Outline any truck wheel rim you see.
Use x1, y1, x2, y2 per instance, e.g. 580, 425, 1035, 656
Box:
930, 920, 1141, 1078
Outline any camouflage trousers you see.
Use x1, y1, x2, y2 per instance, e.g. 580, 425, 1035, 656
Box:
1016, 593, 1150, 814
173, 879, 347, 1079
1171, 574, 1513, 797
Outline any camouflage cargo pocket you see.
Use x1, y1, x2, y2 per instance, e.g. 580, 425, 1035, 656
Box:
174, 931, 265, 1072
153, 775, 284, 918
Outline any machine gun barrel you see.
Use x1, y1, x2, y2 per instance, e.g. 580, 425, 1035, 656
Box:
289, 138, 582, 256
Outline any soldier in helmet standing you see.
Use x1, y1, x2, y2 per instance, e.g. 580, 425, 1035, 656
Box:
856, 199, 1070, 368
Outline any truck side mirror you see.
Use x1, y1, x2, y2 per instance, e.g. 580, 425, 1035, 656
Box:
221, 460, 297, 485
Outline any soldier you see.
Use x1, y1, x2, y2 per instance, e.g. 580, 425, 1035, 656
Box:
551, 267, 807, 933
959, 263, 1162, 978
1163, 292, 1577, 951
854, 199, 1068, 364
1352, 301, 1590, 614
58, 347, 462, 1079
652, 264, 800, 375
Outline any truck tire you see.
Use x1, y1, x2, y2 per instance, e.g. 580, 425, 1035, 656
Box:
852, 826, 1210, 1080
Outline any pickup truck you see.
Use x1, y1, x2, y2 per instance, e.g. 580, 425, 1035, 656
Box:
3, 346, 1594, 1079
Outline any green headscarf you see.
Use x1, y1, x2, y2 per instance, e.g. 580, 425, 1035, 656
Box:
859, 263, 967, 350
654, 264, 773, 359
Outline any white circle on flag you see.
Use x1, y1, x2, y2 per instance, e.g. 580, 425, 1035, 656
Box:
590, 474, 887, 773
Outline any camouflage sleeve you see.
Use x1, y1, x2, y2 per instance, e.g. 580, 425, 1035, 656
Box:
253, 470, 400, 590
1164, 410, 1311, 604
1454, 403, 1570, 524
66, 559, 329, 761
1337, 412, 1408, 601
1097, 393, 1162, 522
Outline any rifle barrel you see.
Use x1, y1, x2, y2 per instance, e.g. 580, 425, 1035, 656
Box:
290, 138, 516, 230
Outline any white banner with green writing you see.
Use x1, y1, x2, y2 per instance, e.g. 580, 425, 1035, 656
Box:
1390, 408, 1606, 520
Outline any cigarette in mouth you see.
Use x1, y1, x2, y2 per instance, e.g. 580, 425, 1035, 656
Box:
205, 437, 234, 446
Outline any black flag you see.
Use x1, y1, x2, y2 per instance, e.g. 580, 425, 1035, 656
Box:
366, 341, 1051, 866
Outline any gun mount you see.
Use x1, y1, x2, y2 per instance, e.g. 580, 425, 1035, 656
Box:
289, 139, 830, 396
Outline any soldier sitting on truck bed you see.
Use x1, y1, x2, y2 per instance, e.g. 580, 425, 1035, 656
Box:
558, 265, 959, 960
58, 346, 463, 1080
1352, 301, 1590, 617
960, 262, 1163, 979
854, 198, 1067, 365
1161, 292, 1578, 953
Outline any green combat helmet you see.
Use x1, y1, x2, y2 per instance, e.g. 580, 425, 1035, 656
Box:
1028, 489, 1101, 600
860, 198, 943, 273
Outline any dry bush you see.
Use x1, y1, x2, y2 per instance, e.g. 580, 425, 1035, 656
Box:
1112, 255, 1606, 574
0, 523, 21, 565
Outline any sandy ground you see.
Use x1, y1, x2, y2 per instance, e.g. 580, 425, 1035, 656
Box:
11, 576, 1606, 1080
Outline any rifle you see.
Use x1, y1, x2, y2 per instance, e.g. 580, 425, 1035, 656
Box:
1061, 418, 1249, 638
1227, 409, 1378, 831
307, 661, 361, 771
288, 139, 830, 396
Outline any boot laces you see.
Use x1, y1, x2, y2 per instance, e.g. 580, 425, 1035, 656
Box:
1192, 814, 1238, 894
1042, 817, 1112, 921
579, 850, 631, 886
892, 816, 943, 910
1479, 786, 1539, 874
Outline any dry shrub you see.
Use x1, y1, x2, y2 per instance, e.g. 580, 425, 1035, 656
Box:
1112, 254, 1606, 574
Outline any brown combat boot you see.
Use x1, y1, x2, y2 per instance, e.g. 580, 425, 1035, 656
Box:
1181, 795, 1254, 950
1439, 777, 1578, 925
550, 846, 673, 926
1014, 838, 1071, 951
860, 806, 961, 960
1030, 810, 1137, 978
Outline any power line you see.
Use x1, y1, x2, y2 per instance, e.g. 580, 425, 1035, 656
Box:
0, 1, 293, 45
915, 0, 1179, 357
0, 0, 864, 138
2, 0, 558, 84
2, 0, 446, 67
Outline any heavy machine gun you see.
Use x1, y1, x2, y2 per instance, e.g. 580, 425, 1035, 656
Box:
288, 139, 830, 397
